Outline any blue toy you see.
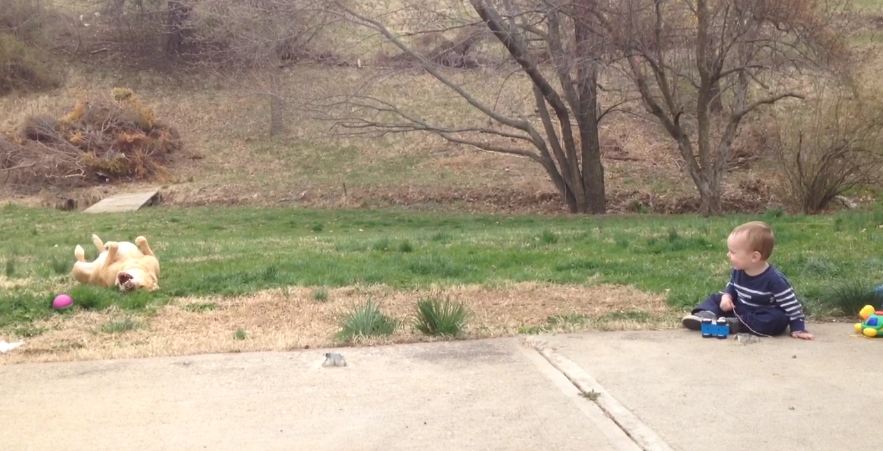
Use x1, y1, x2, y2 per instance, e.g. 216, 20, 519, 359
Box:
701, 318, 730, 339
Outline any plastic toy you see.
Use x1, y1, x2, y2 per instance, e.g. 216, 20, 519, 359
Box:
701, 318, 730, 339
52, 293, 74, 310
855, 305, 883, 338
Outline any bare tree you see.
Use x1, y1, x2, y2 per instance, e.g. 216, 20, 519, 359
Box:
602, 0, 847, 215
325, 0, 614, 213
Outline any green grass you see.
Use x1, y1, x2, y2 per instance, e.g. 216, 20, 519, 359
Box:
414, 298, 468, 336
0, 204, 881, 331
101, 318, 139, 334
336, 300, 398, 342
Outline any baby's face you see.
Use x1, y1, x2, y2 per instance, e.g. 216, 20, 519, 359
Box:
726, 233, 758, 271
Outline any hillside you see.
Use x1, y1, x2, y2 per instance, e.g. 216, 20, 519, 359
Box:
1, 1, 881, 214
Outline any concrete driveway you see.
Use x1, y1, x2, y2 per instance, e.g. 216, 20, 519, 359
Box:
1, 322, 877, 450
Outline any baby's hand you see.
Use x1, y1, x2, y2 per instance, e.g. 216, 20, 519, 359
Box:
791, 330, 814, 340
719, 294, 734, 312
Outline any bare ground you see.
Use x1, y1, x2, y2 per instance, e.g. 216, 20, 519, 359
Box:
0, 282, 677, 364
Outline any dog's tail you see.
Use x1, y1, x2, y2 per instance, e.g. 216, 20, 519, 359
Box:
74, 244, 85, 262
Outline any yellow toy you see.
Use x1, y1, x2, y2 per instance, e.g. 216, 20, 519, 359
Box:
855, 305, 883, 338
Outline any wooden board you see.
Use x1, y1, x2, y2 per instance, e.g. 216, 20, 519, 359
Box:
83, 189, 160, 213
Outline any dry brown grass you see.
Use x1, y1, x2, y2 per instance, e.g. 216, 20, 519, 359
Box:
0, 282, 677, 364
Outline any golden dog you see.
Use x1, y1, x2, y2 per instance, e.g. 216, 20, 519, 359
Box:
71, 234, 160, 292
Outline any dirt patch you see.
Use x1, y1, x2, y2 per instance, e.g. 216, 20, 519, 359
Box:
0, 282, 677, 364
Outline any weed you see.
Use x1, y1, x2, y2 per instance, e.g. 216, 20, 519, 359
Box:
581, 390, 601, 401
5, 258, 15, 277
183, 302, 217, 312
818, 280, 883, 316
233, 328, 248, 340
414, 298, 468, 336
101, 318, 139, 334
398, 240, 414, 253
313, 287, 329, 302
337, 301, 397, 342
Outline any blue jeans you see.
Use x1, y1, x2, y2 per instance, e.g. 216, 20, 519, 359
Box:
692, 293, 789, 336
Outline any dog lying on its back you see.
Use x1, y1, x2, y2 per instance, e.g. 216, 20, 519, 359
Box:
71, 234, 160, 292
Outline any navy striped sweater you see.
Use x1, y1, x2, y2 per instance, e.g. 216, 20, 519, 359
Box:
725, 265, 807, 332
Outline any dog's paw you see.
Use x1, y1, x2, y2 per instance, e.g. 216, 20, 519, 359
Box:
135, 236, 147, 245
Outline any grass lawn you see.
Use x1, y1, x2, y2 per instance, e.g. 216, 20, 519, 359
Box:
2, 204, 881, 335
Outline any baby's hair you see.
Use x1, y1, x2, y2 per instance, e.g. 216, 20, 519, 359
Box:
730, 221, 775, 260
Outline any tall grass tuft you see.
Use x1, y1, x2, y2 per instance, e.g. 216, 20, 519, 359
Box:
414, 298, 468, 336
313, 287, 329, 302
5, 258, 15, 277
337, 301, 397, 342
819, 280, 883, 315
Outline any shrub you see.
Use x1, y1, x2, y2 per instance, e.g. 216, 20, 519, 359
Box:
336, 300, 397, 342
770, 87, 883, 213
414, 298, 468, 336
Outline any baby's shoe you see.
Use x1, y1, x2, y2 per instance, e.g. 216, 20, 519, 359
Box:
681, 310, 716, 330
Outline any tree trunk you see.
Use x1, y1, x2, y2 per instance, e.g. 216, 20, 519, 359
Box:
269, 94, 286, 137
698, 176, 722, 216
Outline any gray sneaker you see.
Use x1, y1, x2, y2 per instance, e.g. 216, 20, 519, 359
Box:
682, 310, 716, 330
722, 316, 742, 334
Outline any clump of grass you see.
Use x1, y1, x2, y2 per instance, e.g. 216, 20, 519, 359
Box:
13, 324, 46, 338
581, 390, 601, 401
311, 223, 324, 232
414, 298, 469, 336
49, 256, 70, 275
407, 254, 468, 277
260, 265, 278, 282
818, 280, 883, 315
313, 287, 329, 302
183, 302, 217, 312
5, 258, 15, 277
371, 237, 391, 251
398, 240, 414, 253
336, 301, 397, 342
233, 328, 248, 340
70, 285, 116, 310
101, 318, 139, 334
540, 230, 559, 244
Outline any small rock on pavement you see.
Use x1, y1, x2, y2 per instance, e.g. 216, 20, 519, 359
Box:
322, 352, 347, 367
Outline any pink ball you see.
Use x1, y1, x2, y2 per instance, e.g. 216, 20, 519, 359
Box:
52, 294, 74, 310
